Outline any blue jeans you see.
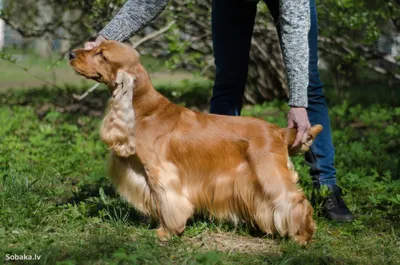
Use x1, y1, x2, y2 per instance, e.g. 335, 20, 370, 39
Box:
210, 0, 337, 187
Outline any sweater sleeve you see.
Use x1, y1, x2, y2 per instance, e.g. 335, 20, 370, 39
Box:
99, 0, 170, 42
279, 0, 310, 107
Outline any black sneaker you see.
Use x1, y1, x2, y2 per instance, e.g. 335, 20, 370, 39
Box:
323, 185, 355, 222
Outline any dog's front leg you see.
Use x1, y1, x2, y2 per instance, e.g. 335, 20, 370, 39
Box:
101, 72, 136, 157
144, 163, 194, 240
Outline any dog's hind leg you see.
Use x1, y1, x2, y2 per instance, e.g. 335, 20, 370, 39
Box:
247, 149, 315, 242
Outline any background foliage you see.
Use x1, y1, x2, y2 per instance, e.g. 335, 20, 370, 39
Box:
1, 0, 399, 102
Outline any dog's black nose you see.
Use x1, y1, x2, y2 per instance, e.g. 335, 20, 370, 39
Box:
69, 51, 76, 60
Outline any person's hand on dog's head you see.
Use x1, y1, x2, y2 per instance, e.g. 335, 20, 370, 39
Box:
84, 35, 108, 50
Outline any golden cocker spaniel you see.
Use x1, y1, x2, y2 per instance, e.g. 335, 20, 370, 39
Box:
69, 41, 322, 244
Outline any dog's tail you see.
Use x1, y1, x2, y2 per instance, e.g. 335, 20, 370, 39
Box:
282, 125, 323, 156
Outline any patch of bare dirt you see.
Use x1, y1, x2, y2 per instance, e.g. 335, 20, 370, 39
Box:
185, 230, 281, 255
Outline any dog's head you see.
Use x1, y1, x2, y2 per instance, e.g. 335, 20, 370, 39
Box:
69, 40, 140, 90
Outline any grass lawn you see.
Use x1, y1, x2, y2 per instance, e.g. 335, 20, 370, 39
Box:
0, 78, 399, 265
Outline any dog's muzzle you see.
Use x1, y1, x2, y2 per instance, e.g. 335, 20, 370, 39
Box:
69, 51, 76, 61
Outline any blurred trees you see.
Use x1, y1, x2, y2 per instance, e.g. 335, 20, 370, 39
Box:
0, 0, 125, 49
1, 0, 399, 102
317, 0, 400, 89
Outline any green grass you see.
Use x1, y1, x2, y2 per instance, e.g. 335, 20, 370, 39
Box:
0, 81, 399, 265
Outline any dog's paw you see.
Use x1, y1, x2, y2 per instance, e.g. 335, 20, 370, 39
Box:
156, 227, 171, 241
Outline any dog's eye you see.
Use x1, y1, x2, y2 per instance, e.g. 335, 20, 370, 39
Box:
96, 51, 107, 61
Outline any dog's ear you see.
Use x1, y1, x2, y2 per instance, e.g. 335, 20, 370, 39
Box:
97, 41, 140, 71
93, 46, 102, 54
100, 72, 136, 157
122, 46, 141, 71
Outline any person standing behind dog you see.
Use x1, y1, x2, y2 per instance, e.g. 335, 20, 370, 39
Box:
85, 0, 355, 222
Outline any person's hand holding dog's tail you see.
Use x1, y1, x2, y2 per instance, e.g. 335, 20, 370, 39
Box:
287, 107, 311, 149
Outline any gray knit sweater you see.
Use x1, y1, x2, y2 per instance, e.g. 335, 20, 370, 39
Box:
99, 0, 310, 107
